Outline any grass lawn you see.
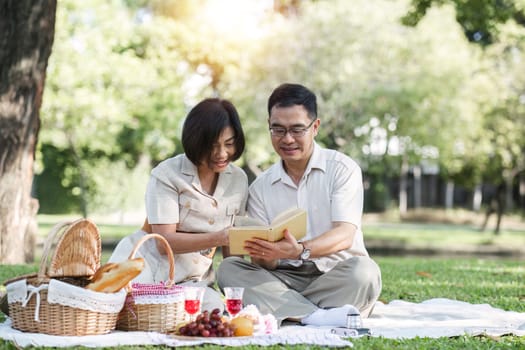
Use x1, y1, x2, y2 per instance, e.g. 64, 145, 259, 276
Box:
32, 212, 525, 263
364, 221, 525, 249
1, 213, 524, 349
1, 257, 523, 349
36, 211, 525, 252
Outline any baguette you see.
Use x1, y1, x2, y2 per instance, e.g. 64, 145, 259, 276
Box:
86, 257, 145, 293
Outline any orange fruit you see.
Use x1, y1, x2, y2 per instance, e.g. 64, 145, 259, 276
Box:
230, 316, 254, 336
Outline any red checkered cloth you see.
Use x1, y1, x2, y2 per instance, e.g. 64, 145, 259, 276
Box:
130, 281, 184, 298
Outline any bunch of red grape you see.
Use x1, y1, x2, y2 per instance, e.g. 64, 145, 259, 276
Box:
178, 308, 235, 337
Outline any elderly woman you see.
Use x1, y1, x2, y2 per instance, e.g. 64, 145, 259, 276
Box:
109, 98, 247, 312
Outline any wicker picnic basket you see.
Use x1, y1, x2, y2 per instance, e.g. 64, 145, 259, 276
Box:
5, 218, 127, 336
117, 233, 188, 333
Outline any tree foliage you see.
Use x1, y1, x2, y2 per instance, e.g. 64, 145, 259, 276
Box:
477, 21, 525, 187
402, 0, 525, 45
227, 1, 479, 193
402, 0, 525, 209
38, 0, 187, 215
30, 0, 525, 214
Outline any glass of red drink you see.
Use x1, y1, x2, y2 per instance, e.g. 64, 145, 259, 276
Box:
184, 286, 205, 321
224, 287, 244, 318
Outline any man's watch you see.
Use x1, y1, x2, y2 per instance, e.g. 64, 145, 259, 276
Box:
299, 242, 311, 260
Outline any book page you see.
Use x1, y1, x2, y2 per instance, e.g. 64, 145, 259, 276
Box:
271, 207, 305, 226
228, 208, 307, 255
268, 208, 307, 242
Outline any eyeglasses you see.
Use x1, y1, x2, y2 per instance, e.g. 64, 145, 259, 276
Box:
269, 118, 317, 138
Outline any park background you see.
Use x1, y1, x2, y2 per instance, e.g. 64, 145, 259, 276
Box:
1, 1, 525, 349
1, 0, 525, 265
21, 0, 525, 221
30, 0, 525, 262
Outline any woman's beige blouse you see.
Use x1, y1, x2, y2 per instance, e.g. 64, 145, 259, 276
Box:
146, 154, 248, 231
108, 154, 248, 283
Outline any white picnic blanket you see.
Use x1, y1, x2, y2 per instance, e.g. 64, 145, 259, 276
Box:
0, 320, 352, 347
365, 298, 525, 338
1, 298, 524, 347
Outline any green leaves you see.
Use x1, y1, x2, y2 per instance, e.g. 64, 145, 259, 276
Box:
35, 0, 525, 214
402, 0, 525, 45
38, 0, 187, 214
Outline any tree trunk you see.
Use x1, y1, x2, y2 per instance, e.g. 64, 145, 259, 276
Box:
399, 155, 408, 214
472, 183, 482, 212
504, 173, 514, 212
445, 180, 454, 210
413, 165, 421, 208
0, 0, 56, 264
519, 171, 525, 211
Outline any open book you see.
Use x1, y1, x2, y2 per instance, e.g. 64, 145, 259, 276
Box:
228, 207, 307, 255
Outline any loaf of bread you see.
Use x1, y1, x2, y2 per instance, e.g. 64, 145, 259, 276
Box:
86, 257, 145, 293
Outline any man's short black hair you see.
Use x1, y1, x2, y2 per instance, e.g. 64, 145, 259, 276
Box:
267, 83, 317, 120
182, 98, 245, 165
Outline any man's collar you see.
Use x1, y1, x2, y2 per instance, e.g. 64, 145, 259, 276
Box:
271, 142, 325, 184
308, 142, 326, 172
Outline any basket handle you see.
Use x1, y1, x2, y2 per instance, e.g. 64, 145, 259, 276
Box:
127, 233, 176, 288
37, 221, 73, 280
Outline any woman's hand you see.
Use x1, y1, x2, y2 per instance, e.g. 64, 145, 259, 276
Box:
219, 227, 230, 246
150, 224, 230, 254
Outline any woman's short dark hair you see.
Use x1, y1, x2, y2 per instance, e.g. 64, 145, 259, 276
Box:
267, 83, 317, 120
182, 98, 245, 165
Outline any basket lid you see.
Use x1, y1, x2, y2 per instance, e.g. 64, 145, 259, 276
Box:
46, 218, 101, 278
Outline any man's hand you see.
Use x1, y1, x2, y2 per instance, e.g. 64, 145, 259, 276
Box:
244, 229, 303, 261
